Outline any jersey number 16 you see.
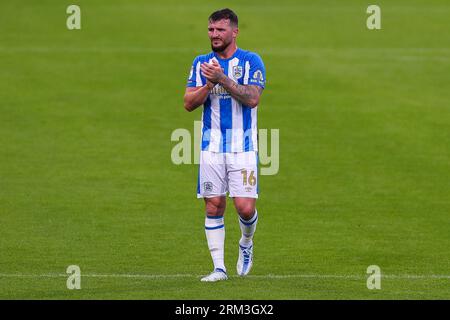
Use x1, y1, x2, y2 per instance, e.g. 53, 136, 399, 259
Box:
241, 170, 256, 186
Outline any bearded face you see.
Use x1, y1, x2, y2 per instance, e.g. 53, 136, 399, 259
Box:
208, 19, 237, 53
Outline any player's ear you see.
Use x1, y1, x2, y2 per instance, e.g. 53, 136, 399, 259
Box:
233, 27, 239, 38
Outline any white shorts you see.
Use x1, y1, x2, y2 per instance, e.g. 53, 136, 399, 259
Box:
197, 151, 259, 199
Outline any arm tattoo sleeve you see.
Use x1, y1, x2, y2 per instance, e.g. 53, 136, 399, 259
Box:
219, 75, 262, 107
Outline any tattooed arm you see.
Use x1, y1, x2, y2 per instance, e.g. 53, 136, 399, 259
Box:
200, 60, 263, 108
217, 76, 262, 108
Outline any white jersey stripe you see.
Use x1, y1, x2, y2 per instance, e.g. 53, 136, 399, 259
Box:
243, 60, 250, 85
251, 107, 258, 151
209, 94, 221, 152
195, 61, 203, 87
228, 57, 244, 152
205, 57, 221, 152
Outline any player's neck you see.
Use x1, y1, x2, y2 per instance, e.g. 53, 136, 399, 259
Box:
215, 44, 238, 60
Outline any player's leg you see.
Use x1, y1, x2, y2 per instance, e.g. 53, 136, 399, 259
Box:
202, 196, 228, 281
234, 198, 258, 250
233, 198, 258, 248
228, 151, 259, 276
233, 197, 258, 276
198, 151, 228, 282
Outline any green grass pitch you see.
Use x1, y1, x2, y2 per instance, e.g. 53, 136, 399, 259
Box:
0, 0, 449, 299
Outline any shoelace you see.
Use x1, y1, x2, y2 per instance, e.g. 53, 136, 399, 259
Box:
242, 248, 252, 263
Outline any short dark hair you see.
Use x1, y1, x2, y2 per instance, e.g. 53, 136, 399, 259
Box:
209, 8, 238, 27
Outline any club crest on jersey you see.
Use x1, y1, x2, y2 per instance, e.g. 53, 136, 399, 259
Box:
233, 66, 243, 80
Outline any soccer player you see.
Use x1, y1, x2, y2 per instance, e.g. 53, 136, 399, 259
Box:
184, 8, 266, 282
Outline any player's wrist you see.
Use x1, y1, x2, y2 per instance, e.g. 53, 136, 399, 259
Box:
217, 74, 227, 85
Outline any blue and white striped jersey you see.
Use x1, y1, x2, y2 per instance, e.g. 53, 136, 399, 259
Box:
186, 48, 266, 153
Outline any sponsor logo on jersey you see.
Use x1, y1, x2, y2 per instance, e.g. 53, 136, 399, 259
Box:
253, 70, 264, 82
210, 85, 229, 96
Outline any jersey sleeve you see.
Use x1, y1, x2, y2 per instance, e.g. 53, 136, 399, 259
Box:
244, 52, 266, 89
186, 56, 204, 88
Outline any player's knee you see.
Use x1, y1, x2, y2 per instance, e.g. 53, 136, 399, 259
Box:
205, 199, 226, 216
206, 205, 225, 216
236, 205, 255, 220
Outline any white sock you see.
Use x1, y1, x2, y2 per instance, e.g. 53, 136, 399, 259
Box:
239, 210, 258, 247
204, 215, 226, 273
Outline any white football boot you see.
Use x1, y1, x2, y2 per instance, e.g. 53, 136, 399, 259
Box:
200, 268, 228, 282
237, 244, 253, 276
